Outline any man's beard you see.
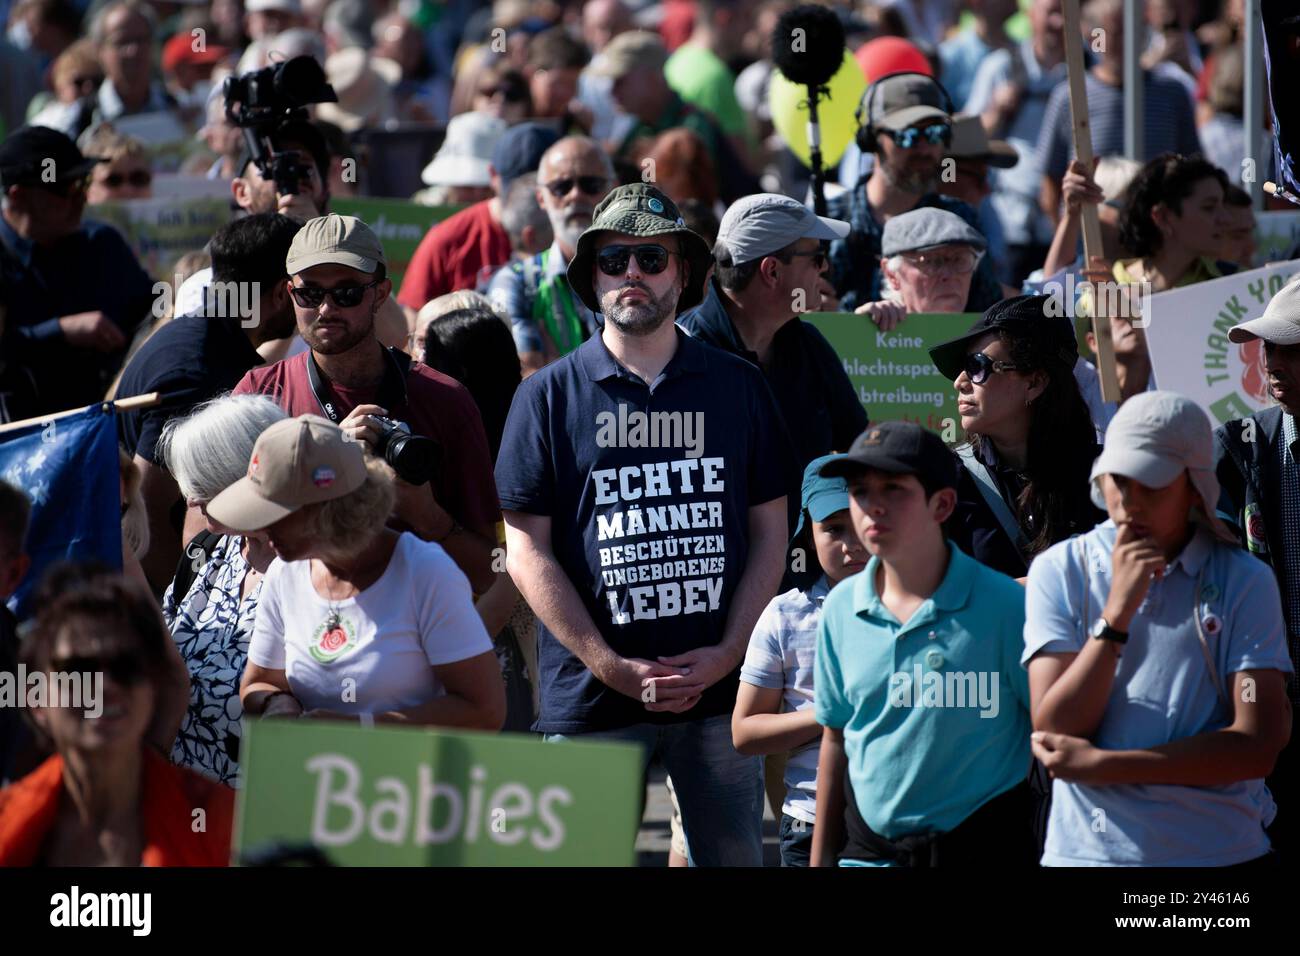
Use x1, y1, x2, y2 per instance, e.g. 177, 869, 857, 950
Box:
300, 310, 374, 355
553, 206, 593, 249
883, 157, 940, 195
601, 281, 678, 336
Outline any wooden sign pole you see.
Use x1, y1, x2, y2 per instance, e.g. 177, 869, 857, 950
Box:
0, 392, 162, 436
1062, 0, 1121, 403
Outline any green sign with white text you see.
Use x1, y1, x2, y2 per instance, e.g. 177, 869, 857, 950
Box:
805, 312, 976, 441
234, 720, 642, 866
331, 197, 462, 291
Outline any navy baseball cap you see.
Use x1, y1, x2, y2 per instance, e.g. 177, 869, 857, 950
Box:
491, 122, 560, 190
820, 422, 958, 492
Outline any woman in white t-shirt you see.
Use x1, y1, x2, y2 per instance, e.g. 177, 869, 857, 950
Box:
212, 414, 506, 729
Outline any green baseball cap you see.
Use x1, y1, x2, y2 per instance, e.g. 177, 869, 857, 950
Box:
566, 183, 713, 315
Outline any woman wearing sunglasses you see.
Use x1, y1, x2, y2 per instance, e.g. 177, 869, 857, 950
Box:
0, 565, 225, 866
80, 124, 153, 205
929, 294, 1105, 581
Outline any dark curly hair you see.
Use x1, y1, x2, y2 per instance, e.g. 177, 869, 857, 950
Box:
1118, 153, 1229, 259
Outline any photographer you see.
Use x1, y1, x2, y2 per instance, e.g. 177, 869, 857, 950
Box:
233, 215, 501, 595
230, 118, 330, 223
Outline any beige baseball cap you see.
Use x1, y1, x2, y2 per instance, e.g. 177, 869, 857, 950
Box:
589, 30, 667, 79
207, 415, 367, 532
286, 214, 386, 276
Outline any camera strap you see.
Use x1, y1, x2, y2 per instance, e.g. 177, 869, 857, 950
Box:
306, 345, 412, 424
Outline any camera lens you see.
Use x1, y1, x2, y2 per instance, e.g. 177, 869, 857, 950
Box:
385, 432, 440, 485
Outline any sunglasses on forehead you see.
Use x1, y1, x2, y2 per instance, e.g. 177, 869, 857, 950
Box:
596, 243, 676, 276
543, 176, 607, 198
885, 122, 952, 149
289, 278, 382, 308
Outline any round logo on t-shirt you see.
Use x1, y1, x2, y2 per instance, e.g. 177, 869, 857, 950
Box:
309, 611, 359, 663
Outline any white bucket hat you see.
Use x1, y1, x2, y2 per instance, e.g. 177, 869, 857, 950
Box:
420, 112, 507, 187
1088, 391, 1238, 544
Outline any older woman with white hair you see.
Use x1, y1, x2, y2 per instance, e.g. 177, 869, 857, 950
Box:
156, 393, 288, 785
853, 207, 989, 331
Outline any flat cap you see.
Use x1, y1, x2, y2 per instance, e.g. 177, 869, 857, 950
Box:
881, 206, 987, 258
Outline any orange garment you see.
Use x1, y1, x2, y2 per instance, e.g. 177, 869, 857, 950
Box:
0, 747, 235, 866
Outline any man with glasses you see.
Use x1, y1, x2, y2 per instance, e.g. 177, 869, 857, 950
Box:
679, 193, 865, 530
827, 73, 1001, 314
89, 2, 178, 133
234, 215, 501, 597
497, 184, 793, 865
854, 207, 989, 330
488, 136, 613, 373
0, 125, 154, 414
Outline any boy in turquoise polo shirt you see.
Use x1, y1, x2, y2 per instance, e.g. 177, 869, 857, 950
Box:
810, 422, 1035, 866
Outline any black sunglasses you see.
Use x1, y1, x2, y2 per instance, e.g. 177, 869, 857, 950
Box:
289, 278, 382, 308
51, 651, 148, 686
886, 122, 952, 149
596, 244, 675, 276
963, 351, 1020, 385
102, 169, 152, 189
784, 248, 829, 270
543, 176, 607, 198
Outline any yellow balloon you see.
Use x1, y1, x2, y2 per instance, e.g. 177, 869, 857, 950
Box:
768, 50, 868, 169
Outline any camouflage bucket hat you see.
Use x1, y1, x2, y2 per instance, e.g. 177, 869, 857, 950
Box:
566, 183, 713, 315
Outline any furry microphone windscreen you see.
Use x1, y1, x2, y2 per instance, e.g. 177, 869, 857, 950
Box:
770, 4, 846, 88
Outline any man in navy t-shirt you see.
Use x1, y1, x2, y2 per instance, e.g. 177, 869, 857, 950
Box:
496, 184, 792, 866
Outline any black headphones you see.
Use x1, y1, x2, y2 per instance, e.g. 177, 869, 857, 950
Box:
854, 72, 956, 154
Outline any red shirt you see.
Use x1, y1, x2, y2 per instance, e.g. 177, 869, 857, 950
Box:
396, 199, 511, 311
233, 352, 501, 540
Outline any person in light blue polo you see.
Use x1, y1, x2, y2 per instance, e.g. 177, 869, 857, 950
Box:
1024, 391, 1294, 867
809, 422, 1034, 867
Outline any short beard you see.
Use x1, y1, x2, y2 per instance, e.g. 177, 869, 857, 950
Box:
601, 283, 678, 336
883, 159, 939, 195
300, 309, 375, 355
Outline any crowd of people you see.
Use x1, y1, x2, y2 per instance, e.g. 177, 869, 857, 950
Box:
0, 0, 1296, 870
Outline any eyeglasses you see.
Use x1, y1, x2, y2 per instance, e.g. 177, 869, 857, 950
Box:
289, 278, 382, 308
596, 244, 675, 276
543, 176, 607, 198
885, 122, 952, 149
962, 351, 1020, 385
784, 248, 829, 270
50, 651, 148, 686
900, 248, 979, 276
100, 169, 152, 189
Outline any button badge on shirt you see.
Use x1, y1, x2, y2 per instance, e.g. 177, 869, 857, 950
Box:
925, 649, 945, 670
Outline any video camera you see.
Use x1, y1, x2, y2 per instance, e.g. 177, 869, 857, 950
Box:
223, 55, 337, 197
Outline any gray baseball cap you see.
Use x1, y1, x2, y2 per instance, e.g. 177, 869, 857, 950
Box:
715, 194, 849, 264
1228, 274, 1300, 345
863, 73, 950, 134
1088, 391, 1237, 544
881, 207, 987, 258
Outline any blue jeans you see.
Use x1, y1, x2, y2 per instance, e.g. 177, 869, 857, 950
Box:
546, 713, 764, 866
779, 813, 814, 867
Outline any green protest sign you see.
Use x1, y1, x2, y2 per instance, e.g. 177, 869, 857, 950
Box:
92, 196, 233, 281
332, 197, 462, 291
805, 312, 975, 441
234, 720, 642, 866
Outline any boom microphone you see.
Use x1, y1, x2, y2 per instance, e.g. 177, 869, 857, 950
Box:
770, 4, 847, 214
770, 4, 846, 87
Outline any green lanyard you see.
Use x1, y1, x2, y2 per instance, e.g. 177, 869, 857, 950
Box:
533, 249, 586, 355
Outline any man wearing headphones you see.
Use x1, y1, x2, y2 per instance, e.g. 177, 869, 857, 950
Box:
826, 73, 1003, 313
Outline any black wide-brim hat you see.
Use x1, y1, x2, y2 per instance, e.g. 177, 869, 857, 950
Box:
566, 183, 713, 315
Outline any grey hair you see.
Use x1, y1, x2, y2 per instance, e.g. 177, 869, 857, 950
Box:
90, 1, 158, 46
157, 393, 288, 503
501, 173, 552, 248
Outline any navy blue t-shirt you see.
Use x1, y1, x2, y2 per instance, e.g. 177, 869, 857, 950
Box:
495, 329, 793, 734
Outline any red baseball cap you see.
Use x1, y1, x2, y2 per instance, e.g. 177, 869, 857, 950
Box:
162, 33, 230, 73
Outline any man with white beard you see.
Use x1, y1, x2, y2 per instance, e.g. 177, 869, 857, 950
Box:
488, 137, 615, 374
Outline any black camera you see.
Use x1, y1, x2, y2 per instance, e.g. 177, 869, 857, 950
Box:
371, 417, 441, 486
223, 55, 337, 196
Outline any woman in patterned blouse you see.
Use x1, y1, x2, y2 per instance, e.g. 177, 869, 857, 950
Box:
156, 394, 287, 785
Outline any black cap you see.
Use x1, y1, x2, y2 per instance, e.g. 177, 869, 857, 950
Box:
819, 421, 959, 491
928, 294, 1079, 382
0, 125, 104, 188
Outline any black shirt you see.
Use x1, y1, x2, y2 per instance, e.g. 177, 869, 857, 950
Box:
116, 313, 266, 463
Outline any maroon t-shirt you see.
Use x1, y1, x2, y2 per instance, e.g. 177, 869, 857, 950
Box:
396, 200, 511, 311
232, 352, 500, 540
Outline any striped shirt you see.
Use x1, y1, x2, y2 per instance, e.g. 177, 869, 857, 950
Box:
1035, 70, 1201, 182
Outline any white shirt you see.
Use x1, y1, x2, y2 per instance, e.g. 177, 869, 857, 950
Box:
248, 532, 493, 715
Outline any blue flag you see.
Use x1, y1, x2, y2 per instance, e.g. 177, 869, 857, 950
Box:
1264, 3, 1300, 198
1, 405, 122, 620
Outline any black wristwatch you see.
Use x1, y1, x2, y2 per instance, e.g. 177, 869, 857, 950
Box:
1090, 617, 1128, 645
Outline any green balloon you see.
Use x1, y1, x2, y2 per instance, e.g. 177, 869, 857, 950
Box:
769, 49, 869, 170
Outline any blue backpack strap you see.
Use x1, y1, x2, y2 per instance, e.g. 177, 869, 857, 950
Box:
955, 443, 1031, 557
